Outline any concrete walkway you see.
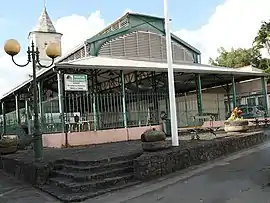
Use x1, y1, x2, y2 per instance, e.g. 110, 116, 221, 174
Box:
89, 141, 270, 203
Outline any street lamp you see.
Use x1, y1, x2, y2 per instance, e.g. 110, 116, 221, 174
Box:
4, 39, 60, 161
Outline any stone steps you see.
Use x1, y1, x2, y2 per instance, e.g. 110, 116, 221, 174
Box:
53, 166, 133, 181
55, 159, 134, 173
39, 180, 141, 202
55, 152, 141, 167
49, 174, 134, 193
39, 153, 141, 202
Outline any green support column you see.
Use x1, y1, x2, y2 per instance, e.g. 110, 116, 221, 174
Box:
57, 71, 65, 133
1, 102, 6, 135
120, 70, 128, 128
38, 81, 44, 131
135, 71, 141, 126
15, 94, 21, 125
152, 72, 159, 124
25, 98, 31, 135
261, 76, 268, 116
196, 74, 203, 116
232, 75, 237, 108
164, 73, 169, 115
226, 84, 232, 114
92, 70, 97, 131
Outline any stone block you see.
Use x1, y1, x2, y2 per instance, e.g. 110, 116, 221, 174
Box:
134, 131, 267, 181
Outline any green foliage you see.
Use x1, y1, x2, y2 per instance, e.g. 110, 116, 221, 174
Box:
209, 47, 262, 68
227, 115, 243, 121
253, 21, 270, 50
210, 20, 270, 72
253, 20, 270, 73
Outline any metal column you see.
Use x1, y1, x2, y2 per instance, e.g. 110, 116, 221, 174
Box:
135, 71, 141, 126
57, 71, 65, 133
92, 70, 97, 131
15, 94, 20, 125
232, 75, 237, 108
261, 76, 268, 116
196, 74, 203, 116
25, 98, 31, 135
38, 81, 44, 131
120, 70, 127, 128
1, 102, 6, 135
152, 72, 159, 123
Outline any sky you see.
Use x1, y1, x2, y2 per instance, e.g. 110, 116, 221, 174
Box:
0, 0, 269, 97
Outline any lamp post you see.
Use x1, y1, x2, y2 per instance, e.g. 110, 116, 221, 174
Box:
163, 0, 179, 146
4, 39, 60, 161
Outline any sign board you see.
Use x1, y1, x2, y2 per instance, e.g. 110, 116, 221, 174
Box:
64, 74, 88, 91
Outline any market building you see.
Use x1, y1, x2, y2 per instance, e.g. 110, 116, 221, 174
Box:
0, 8, 267, 147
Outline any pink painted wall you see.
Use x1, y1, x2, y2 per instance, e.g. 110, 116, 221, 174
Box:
42, 125, 162, 148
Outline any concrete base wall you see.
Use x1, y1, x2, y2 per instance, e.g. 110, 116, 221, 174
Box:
42, 125, 162, 148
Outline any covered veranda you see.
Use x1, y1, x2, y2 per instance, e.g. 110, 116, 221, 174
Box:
0, 56, 267, 147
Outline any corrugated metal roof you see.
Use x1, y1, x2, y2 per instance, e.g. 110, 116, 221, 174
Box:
57, 56, 266, 77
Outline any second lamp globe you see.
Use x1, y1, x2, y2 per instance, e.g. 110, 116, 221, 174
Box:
46, 43, 61, 59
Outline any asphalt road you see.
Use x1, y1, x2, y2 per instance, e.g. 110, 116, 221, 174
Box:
91, 141, 270, 203
2, 141, 270, 203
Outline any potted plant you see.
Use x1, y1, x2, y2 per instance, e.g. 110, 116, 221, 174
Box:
224, 107, 249, 132
0, 136, 18, 154
141, 128, 166, 152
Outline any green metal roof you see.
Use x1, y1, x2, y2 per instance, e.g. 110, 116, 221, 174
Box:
86, 12, 201, 55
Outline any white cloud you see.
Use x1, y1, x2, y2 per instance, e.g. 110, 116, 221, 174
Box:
0, 10, 106, 97
174, 0, 270, 63
0, 54, 32, 96
55, 11, 105, 54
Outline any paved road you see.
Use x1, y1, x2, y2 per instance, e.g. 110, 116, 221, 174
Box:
91, 141, 270, 203
0, 171, 59, 203
1, 141, 270, 203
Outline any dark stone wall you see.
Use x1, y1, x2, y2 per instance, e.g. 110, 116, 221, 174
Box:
134, 131, 267, 181
0, 156, 54, 185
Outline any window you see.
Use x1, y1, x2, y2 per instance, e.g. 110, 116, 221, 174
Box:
247, 97, 256, 106
258, 96, 264, 106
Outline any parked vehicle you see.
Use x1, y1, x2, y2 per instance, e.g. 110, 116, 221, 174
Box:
238, 105, 265, 119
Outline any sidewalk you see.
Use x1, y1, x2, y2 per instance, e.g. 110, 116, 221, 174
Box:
0, 170, 59, 203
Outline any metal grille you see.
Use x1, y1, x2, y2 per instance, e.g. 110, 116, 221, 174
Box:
59, 46, 87, 63
98, 17, 129, 36
99, 31, 195, 63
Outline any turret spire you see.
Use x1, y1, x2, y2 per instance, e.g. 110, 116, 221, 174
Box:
34, 3, 56, 33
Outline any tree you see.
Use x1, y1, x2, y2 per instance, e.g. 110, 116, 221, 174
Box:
209, 47, 262, 68
253, 20, 270, 73
253, 21, 270, 55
